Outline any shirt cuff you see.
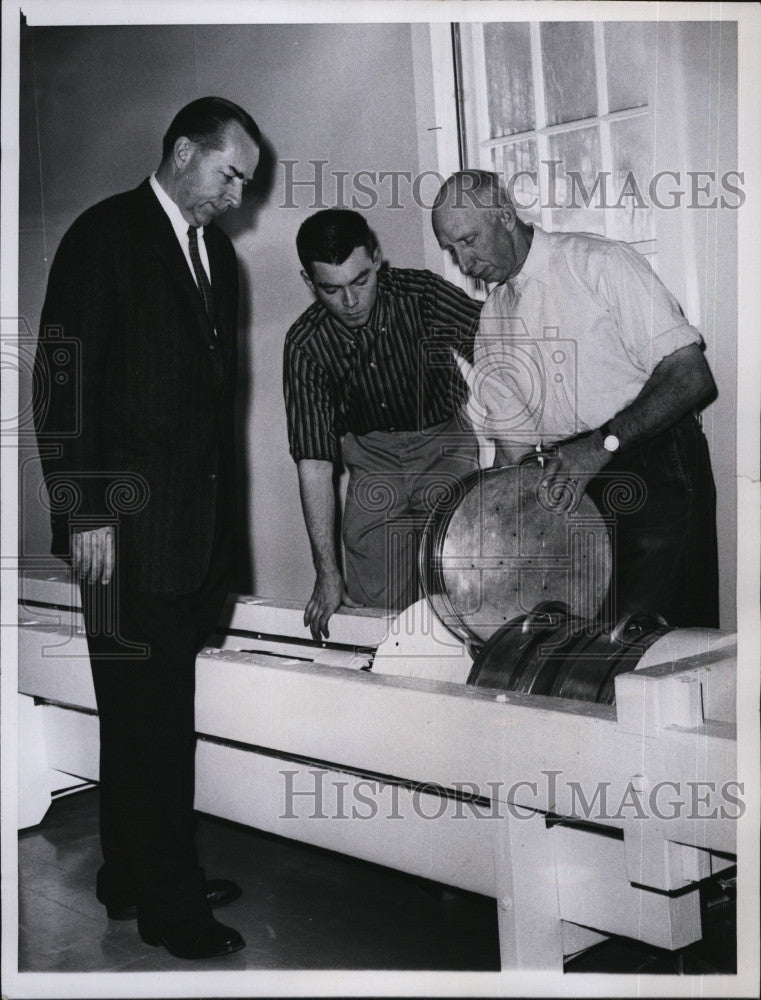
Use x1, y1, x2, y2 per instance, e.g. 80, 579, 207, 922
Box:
647, 322, 702, 372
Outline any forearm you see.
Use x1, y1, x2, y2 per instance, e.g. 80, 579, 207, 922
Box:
297, 459, 341, 579
297, 458, 358, 639
597, 343, 715, 452
539, 344, 715, 515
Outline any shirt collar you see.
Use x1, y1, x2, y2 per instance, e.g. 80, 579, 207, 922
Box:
362, 284, 387, 333
149, 173, 204, 244
511, 225, 550, 290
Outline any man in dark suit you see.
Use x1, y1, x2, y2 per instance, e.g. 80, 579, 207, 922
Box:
33, 97, 261, 959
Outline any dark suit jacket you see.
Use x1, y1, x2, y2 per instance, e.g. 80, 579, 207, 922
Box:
34, 179, 240, 593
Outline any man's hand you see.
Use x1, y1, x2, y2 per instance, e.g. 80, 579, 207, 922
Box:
538, 434, 611, 515
304, 570, 363, 641
72, 525, 115, 584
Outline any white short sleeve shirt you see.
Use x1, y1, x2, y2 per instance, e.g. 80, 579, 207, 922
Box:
470, 227, 701, 446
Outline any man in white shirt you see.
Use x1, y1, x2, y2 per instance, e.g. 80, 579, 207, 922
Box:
431, 169, 719, 628
35, 97, 260, 958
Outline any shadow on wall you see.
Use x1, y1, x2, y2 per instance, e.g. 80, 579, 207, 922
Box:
217, 133, 279, 594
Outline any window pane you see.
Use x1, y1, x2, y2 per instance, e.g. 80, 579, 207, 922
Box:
608, 115, 655, 242
548, 126, 604, 234
483, 22, 535, 137
605, 22, 649, 113
492, 138, 540, 227
541, 23, 597, 125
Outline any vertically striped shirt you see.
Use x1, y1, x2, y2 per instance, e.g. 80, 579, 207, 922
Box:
283, 267, 482, 463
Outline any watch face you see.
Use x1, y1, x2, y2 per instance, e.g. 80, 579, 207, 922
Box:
603, 434, 620, 453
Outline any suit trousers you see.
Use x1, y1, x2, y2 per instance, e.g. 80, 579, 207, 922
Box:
80, 521, 231, 924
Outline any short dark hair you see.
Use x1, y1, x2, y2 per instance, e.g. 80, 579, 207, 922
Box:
162, 96, 261, 161
296, 209, 378, 275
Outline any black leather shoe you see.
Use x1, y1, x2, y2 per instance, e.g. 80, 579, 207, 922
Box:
105, 878, 242, 921
139, 917, 245, 959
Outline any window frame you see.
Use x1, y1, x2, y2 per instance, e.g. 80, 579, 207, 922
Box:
457, 20, 656, 255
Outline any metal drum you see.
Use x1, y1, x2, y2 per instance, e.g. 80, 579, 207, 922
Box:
468, 608, 671, 704
420, 460, 612, 646
466, 600, 572, 689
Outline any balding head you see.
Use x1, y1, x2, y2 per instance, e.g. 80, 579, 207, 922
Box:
432, 170, 512, 215
431, 170, 532, 285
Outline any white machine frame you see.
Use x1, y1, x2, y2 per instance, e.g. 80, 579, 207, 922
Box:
17, 570, 737, 970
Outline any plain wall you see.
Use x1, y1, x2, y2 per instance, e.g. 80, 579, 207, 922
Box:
19, 22, 428, 600
649, 21, 738, 628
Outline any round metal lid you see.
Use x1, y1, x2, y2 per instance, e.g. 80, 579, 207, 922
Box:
421, 463, 612, 644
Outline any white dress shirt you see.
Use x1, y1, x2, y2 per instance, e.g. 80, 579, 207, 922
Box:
470, 227, 701, 446
149, 173, 211, 284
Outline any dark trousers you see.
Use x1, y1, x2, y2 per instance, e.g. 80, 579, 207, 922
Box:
80, 526, 231, 925
587, 414, 719, 628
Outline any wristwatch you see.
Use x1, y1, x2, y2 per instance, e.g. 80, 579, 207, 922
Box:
600, 421, 620, 453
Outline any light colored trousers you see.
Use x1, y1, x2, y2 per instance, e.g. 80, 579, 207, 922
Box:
341, 411, 479, 610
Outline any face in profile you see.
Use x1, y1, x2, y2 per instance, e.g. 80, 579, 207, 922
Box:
302, 245, 382, 330
433, 202, 520, 285
175, 122, 260, 227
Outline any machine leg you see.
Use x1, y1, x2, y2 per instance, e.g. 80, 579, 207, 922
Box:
18, 693, 53, 828
491, 805, 564, 970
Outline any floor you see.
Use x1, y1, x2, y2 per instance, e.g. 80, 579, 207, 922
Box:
17, 788, 735, 975
18, 788, 500, 973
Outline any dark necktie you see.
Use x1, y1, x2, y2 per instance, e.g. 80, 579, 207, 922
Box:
187, 226, 215, 332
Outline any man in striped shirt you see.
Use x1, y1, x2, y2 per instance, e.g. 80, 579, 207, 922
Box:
284, 209, 482, 639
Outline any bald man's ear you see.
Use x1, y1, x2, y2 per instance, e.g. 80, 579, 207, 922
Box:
498, 203, 517, 231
